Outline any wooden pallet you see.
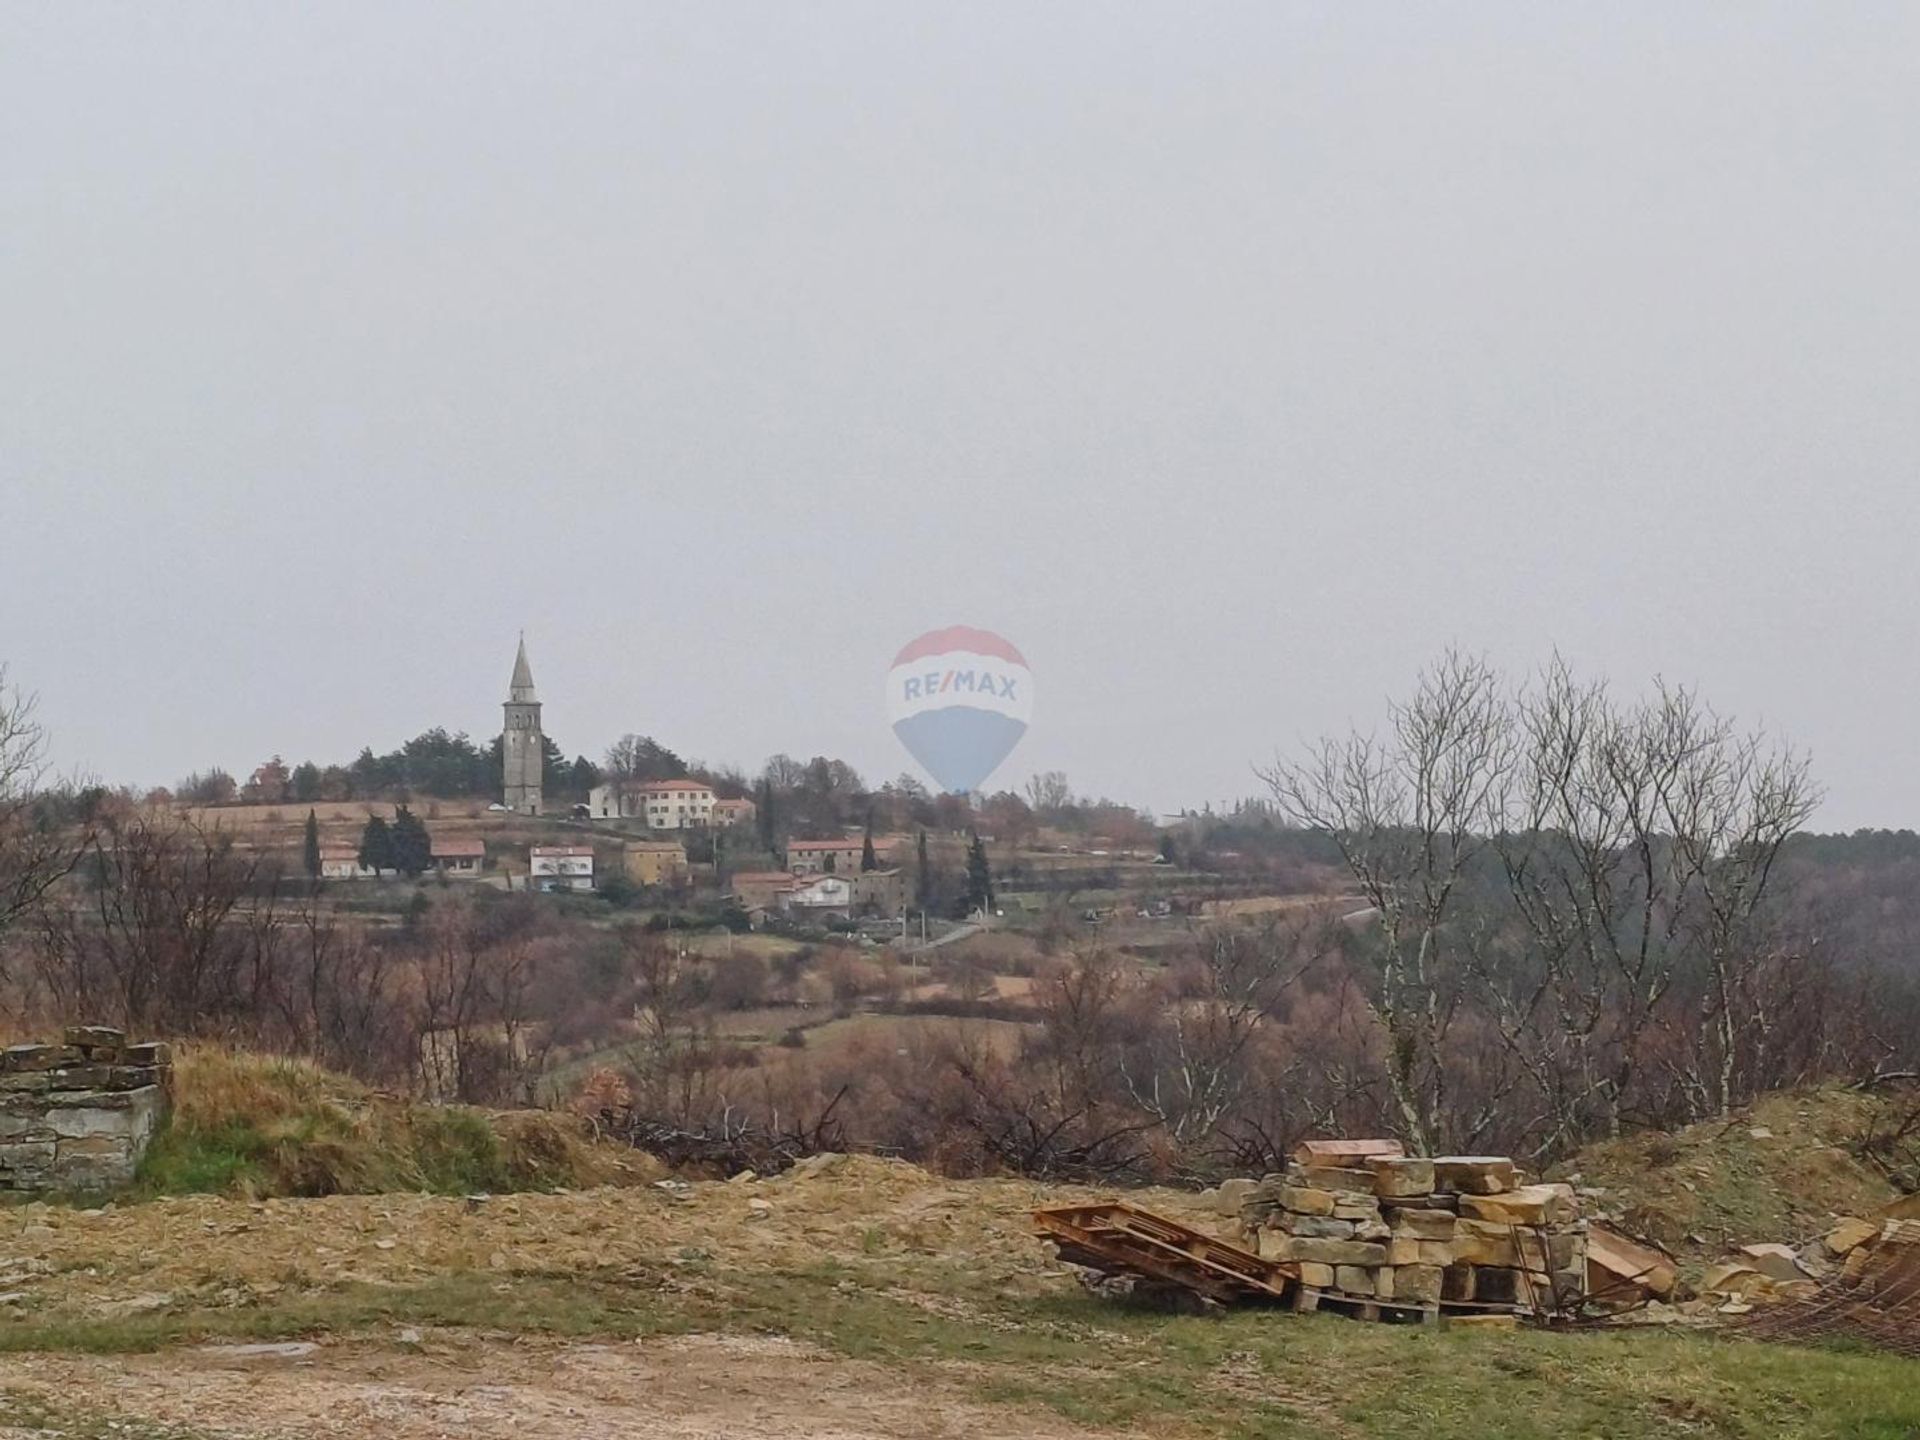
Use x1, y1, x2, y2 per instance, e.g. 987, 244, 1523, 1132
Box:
1033, 1201, 1296, 1305
1291, 1285, 1440, 1324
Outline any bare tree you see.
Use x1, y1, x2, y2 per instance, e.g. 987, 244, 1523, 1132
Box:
34, 809, 261, 1033
1121, 914, 1325, 1151
1260, 651, 1512, 1153
0, 670, 81, 943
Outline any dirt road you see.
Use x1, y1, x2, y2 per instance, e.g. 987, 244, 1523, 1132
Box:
0, 1332, 1128, 1439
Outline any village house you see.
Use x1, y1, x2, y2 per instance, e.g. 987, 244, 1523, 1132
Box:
587, 778, 717, 829
787, 873, 855, 920
787, 836, 877, 874
622, 839, 688, 887
729, 871, 797, 914
318, 843, 377, 880
529, 844, 595, 893
430, 836, 486, 877
852, 867, 907, 915
711, 796, 755, 828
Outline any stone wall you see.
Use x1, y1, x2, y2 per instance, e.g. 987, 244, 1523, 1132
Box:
0, 1027, 172, 1192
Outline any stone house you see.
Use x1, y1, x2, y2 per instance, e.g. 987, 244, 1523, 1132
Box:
431, 836, 486, 877
623, 840, 688, 887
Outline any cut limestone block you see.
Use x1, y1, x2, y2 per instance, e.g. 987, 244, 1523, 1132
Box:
1395, 1264, 1444, 1303
1288, 1216, 1356, 1240
1368, 1156, 1436, 1198
1373, 1265, 1396, 1299
1825, 1218, 1879, 1256
1299, 1261, 1336, 1288
1586, 1224, 1675, 1300
1211, 1177, 1257, 1215
1292, 1138, 1404, 1166
1459, 1183, 1576, 1227
63, 1026, 127, 1051
1288, 1239, 1389, 1267
1700, 1261, 1767, 1297
1332, 1200, 1383, 1221
122, 1042, 172, 1067
1334, 1265, 1376, 1296
1387, 1237, 1421, 1266
1452, 1222, 1523, 1268
1276, 1185, 1336, 1216
1390, 1208, 1459, 1241
3, 1046, 83, 1073
1299, 1166, 1379, 1194
1738, 1243, 1808, 1284
1417, 1240, 1457, 1266
1432, 1157, 1517, 1195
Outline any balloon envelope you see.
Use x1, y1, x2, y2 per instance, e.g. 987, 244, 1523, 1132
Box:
886, 627, 1032, 794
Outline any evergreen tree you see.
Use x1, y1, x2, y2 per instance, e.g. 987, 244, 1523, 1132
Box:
390, 805, 432, 876
358, 814, 397, 874
757, 777, 777, 853
302, 809, 322, 880
964, 832, 995, 915
861, 812, 878, 872
915, 828, 934, 909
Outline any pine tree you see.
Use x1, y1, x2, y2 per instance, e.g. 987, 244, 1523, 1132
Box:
358, 815, 397, 874
390, 804, 432, 876
303, 809, 322, 880
861, 812, 878, 872
965, 832, 995, 915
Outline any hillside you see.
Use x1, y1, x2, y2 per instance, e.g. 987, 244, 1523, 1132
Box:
1557, 1087, 1908, 1259
0, 1054, 1909, 1435
0, 1153, 1914, 1437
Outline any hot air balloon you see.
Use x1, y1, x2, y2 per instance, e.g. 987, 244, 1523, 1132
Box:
886, 626, 1032, 794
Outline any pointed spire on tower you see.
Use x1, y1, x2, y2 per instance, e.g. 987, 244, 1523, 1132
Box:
508, 632, 537, 703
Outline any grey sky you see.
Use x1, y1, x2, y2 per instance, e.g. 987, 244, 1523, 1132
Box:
4, 4, 1917, 827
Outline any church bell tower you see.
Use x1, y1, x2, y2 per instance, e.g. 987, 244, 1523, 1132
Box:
502, 634, 544, 815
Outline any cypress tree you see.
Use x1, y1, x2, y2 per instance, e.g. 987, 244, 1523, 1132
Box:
965, 832, 995, 915
358, 814, 397, 874
390, 804, 432, 876
915, 828, 934, 909
302, 809, 322, 880
861, 812, 878, 872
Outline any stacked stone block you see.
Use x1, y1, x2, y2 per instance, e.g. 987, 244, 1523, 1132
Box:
0, 1027, 172, 1191
1243, 1140, 1586, 1315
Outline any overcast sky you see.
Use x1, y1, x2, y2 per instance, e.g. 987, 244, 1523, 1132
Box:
4, 4, 1917, 827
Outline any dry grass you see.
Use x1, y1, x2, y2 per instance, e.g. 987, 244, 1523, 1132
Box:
1557, 1087, 1900, 1259
137, 1045, 662, 1198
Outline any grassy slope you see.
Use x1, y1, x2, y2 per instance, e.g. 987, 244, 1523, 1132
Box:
136, 1045, 660, 1198
0, 1259, 1914, 1438
1556, 1087, 1901, 1258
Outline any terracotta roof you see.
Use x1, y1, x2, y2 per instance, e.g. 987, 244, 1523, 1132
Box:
431, 838, 486, 858
729, 872, 797, 886
788, 838, 864, 850
318, 846, 360, 861
624, 840, 686, 853
637, 779, 713, 794
712, 797, 755, 810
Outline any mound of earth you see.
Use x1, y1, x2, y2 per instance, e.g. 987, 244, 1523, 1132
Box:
1557, 1087, 1904, 1257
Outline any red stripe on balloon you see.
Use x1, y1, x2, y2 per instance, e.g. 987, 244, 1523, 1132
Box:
891, 626, 1027, 668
